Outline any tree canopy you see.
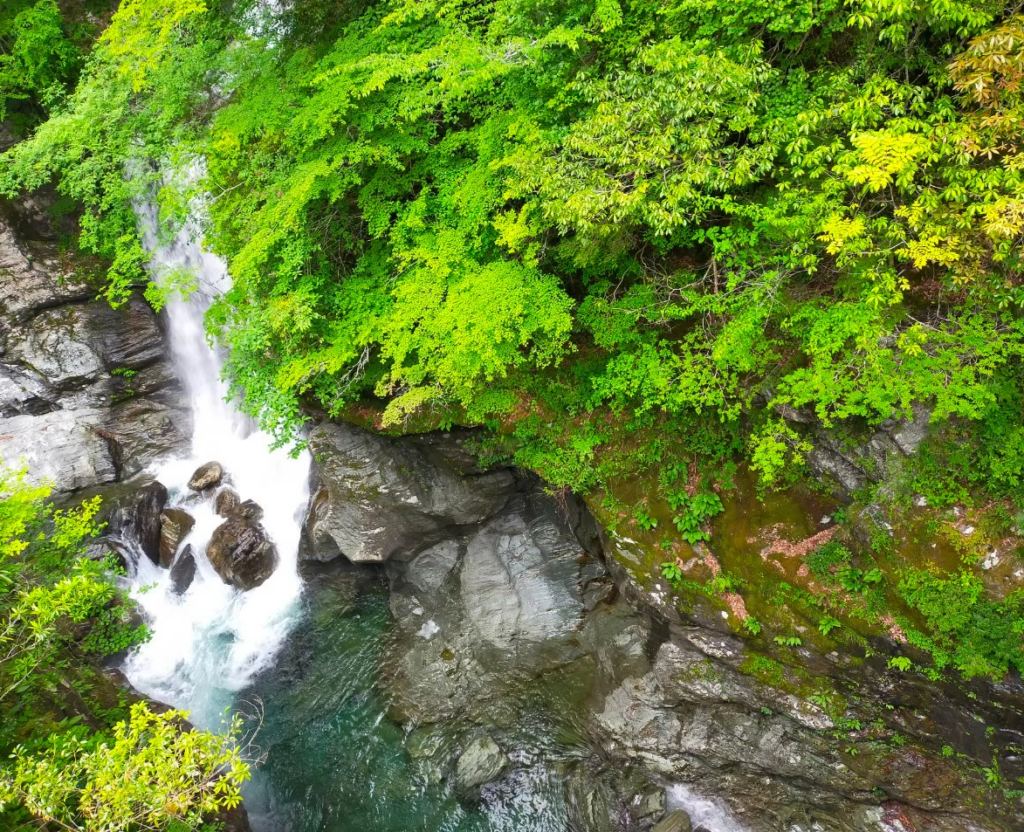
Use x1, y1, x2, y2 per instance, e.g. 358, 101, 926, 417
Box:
5, 0, 1024, 495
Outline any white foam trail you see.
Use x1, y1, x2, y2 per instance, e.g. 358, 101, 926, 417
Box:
121, 193, 310, 728
667, 784, 749, 832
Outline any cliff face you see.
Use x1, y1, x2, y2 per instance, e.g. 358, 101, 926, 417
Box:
0, 211, 189, 493
299, 416, 1024, 831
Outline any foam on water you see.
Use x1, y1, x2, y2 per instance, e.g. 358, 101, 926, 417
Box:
667, 784, 750, 832
121, 197, 310, 727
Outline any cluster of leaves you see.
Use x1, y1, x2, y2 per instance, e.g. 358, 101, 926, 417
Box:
0, 463, 251, 829
0, 1, 111, 135
0, 702, 249, 832
897, 568, 1024, 679
667, 490, 724, 544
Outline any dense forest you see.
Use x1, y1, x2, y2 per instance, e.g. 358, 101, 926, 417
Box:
5, 0, 1024, 828
5, 0, 1024, 484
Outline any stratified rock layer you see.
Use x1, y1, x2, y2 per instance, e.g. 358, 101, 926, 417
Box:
0, 218, 188, 492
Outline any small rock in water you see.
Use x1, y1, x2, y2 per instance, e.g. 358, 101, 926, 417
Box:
455, 735, 509, 791
188, 461, 223, 491
653, 809, 693, 832
159, 508, 195, 567
169, 544, 197, 594
206, 516, 278, 590
132, 481, 168, 565
215, 487, 241, 517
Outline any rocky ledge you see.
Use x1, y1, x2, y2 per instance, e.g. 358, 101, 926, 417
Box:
0, 216, 189, 492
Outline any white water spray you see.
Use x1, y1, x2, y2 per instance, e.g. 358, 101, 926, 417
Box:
121, 199, 310, 727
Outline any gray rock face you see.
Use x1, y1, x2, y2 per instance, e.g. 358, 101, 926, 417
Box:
652, 810, 692, 832
131, 482, 168, 566
794, 403, 932, 498
382, 487, 618, 725
0, 218, 188, 492
302, 421, 516, 563
206, 516, 278, 590
455, 736, 508, 791
169, 544, 196, 594
188, 461, 223, 491
586, 561, 1023, 832
159, 508, 195, 567
565, 768, 619, 832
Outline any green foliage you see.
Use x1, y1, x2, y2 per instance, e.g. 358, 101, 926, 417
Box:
773, 635, 803, 648
805, 540, 852, 578
0, 702, 249, 831
0, 0, 98, 132
670, 491, 724, 544
660, 560, 683, 583
8, 0, 1024, 505
897, 567, 1024, 679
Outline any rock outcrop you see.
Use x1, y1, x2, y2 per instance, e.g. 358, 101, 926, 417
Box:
0, 217, 188, 492
169, 544, 197, 594
302, 421, 516, 563
454, 735, 508, 792
383, 487, 608, 723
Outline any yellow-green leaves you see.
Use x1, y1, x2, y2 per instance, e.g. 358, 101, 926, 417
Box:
102, 0, 208, 91
1, 703, 250, 831
840, 131, 932, 192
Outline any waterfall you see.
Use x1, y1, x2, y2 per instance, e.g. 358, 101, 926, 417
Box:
121, 197, 310, 728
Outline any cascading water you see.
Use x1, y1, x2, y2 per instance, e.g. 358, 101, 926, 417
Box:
121, 198, 310, 727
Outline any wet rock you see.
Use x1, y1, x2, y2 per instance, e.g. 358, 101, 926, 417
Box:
233, 499, 264, 522
169, 544, 197, 594
159, 508, 195, 567
188, 461, 223, 491
215, 487, 241, 517
206, 516, 278, 590
565, 768, 618, 832
634, 788, 666, 821
132, 482, 168, 565
800, 403, 932, 498
302, 421, 516, 563
652, 810, 692, 832
455, 735, 508, 791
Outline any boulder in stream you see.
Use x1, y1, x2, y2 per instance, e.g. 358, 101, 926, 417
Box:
159, 508, 195, 567
233, 499, 264, 522
169, 544, 197, 594
206, 516, 278, 590
454, 735, 508, 792
188, 461, 223, 491
131, 481, 168, 565
215, 487, 241, 517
